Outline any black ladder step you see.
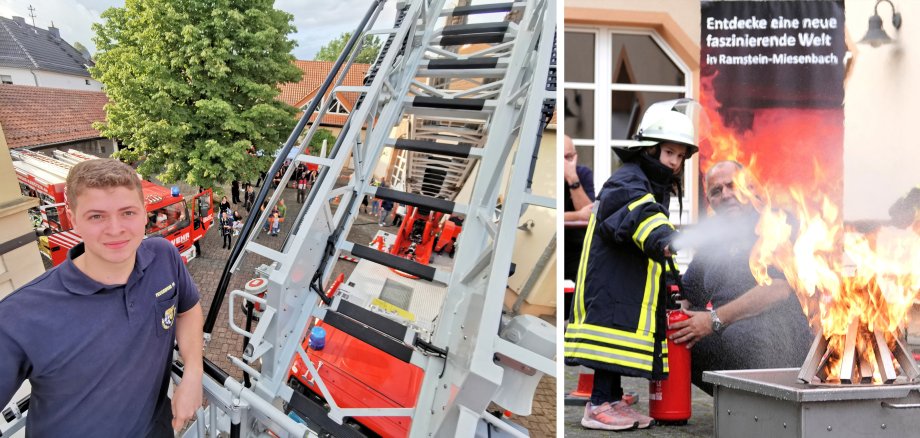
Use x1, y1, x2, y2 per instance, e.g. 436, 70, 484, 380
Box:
439, 22, 509, 46
426, 57, 500, 70
1, 395, 28, 422
322, 308, 413, 363
449, 2, 516, 16
440, 33, 508, 46
442, 22, 509, 36
374, 186, 456, 214
288, 390, 366, 438
350, 243, 437, 282
394, 138, 475, 158
411, 96, 486, 111
335, 299, 409, 341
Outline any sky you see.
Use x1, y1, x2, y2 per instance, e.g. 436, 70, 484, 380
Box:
0, 0, 397, 60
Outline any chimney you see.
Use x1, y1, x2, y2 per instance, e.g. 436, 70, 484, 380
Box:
48, 26, 60, 39
12, 16, 25, 26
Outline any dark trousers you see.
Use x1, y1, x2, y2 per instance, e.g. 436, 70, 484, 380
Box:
591, 369, 623, 406
297, 188, 306, 203
145, 385, 175, 438
231, 183, 240, 203
223, 234, 231, 248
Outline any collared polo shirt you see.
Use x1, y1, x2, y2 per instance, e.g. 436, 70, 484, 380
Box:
0, 237, 199, 437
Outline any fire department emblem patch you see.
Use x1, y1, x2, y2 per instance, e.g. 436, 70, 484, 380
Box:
162, 305, 176, 330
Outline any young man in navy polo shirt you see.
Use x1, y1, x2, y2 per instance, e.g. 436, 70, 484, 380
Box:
0, 158, 204, 436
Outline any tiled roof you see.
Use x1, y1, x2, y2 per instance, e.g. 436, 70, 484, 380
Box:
0, 84, 107, 148
0, 16, 92, 77
278, 60, 370, 126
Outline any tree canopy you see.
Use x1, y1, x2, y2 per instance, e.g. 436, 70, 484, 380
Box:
91, 0, 302, 187
72, 41, 92, 61
306, 128, 336, 156
314, 32, 381, 64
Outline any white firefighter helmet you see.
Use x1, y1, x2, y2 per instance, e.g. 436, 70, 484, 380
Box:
615, 98, 700, 159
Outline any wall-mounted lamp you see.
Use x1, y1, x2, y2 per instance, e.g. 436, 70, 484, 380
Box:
517, 219, 535, 232
859, 0, 902, 47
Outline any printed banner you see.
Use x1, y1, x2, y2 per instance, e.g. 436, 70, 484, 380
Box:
699, 0, 847, 211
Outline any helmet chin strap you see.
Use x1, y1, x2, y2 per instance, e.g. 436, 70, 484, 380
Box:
674, 173, 684, 224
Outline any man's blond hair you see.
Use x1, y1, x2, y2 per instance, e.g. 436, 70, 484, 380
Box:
66, 158, 144, 210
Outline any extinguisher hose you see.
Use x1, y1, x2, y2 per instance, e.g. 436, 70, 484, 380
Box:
666, 257, 683, 305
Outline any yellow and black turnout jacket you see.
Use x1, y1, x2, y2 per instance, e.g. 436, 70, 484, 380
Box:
565, 158, 677, 380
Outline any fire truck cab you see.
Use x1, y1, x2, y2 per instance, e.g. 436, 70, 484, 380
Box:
10, 149, 214, 266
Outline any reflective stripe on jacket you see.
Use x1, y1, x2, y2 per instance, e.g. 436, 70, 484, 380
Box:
564, 161, 676, 379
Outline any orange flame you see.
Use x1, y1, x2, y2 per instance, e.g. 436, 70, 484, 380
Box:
700, 73, 920, 382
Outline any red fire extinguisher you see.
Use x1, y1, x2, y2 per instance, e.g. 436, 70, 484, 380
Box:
649, 258, 691, 424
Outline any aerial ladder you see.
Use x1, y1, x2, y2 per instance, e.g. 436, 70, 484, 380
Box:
196, 0, 557, 436
2, 0, 556, 436
9, 149, 73, 182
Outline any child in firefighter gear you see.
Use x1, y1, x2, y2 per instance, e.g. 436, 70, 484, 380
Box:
565, 99, 697, 431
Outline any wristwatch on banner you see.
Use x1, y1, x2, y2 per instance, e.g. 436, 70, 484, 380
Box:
568, 181, 581, 190
710, 309, 725, 334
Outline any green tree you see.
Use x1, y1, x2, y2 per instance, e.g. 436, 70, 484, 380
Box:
91, 0, 302, 188
72, 41, 92, 61
307, 128, 336, 156
314, 32, 381, 64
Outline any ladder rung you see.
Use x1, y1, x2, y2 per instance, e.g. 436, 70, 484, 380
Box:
446, 2, 516, 16
375, 186, 456, 214
439, 33, 507, 47
287, 391, 366, 438
350, 243, 436, 281
322, 310, 414, 363
411, 96, 486, 111
335, 299, 409, 341
524, 193, 555, 209
442, 22, 509, 36
394, 138, 475, 158
425, 57, 500, 70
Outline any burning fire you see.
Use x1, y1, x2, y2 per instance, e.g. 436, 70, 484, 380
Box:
700, 74, 920, 383
750, 187, 920, 382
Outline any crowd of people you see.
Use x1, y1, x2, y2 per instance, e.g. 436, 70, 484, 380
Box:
216, 166, 303, 249
213, 163, 409, 251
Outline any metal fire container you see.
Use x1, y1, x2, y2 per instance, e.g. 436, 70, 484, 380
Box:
704, 368, 920, 437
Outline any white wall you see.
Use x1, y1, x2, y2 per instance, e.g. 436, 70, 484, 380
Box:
0, 67, 102, 91
843, 0, 919, 220
0, 67, 38, 86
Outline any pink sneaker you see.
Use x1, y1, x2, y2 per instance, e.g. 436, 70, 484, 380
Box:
581, 402, 637, 431
613, 401, 654, 429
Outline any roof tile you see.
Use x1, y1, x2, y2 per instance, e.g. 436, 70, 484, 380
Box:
0, 17, 92, 77
278, 60, 369, 126
0, 60, 369, 149
0, 84, 107, 148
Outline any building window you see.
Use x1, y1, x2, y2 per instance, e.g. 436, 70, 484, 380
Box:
0, 75, 12, 85
564, 27, 693, 220
307, 96, 350, 119
326, 96, 349, 115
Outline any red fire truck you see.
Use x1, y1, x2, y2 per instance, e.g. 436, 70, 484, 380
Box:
11, 149, 214, 266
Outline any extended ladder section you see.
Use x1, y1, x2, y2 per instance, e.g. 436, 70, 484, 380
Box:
194, 0, 556, 437
51, 149, 100, 166
10, 149, 73, 184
